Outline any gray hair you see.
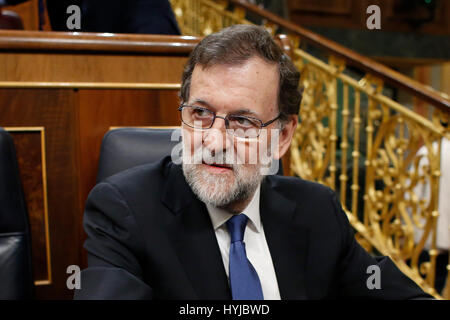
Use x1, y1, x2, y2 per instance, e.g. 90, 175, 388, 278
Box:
180, 24, 302, 123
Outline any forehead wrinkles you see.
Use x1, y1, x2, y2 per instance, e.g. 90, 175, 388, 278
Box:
190, 58, 279, 112
195, 59, 278, 86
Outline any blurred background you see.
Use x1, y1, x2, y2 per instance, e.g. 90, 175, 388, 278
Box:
0, 0, 448, 300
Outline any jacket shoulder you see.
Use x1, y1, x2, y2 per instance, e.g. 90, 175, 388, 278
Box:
102, 156, 173, 193
265, 174, 335, 204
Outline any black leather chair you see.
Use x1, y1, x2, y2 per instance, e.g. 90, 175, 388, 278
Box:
96, 127, 283, 182
0, 127, 34, 299
97, 127, 182, 182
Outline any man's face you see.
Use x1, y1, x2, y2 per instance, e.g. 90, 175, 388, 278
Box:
181, 56, 281, 209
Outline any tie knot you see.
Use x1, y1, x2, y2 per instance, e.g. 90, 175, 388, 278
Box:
226, 214, 248, 243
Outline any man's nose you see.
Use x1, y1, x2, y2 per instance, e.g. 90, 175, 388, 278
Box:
203, 116, 232, 153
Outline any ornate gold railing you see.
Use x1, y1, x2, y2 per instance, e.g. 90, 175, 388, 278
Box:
170, 0, 450, 299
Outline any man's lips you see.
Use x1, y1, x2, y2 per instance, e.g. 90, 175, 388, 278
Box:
202, 161, 233, 170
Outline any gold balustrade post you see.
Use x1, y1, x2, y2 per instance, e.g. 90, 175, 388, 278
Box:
340, 83, 349, 210
363, 80, 375, 230
351, 90, 362, 219
327, 55, 345, 190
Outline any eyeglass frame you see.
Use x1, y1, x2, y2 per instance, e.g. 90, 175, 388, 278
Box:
178, 103, 281, 138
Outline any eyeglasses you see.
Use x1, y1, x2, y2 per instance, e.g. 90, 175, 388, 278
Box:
178, 104, 280, 139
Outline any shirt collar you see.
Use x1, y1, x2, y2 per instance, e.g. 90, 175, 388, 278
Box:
206, 184, 262, 233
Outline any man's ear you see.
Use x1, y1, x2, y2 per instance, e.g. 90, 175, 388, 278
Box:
273, 114, 298, 160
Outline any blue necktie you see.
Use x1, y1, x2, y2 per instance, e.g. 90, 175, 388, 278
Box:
226, 214, 264, 300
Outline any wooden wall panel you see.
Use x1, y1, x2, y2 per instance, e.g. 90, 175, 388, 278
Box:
0, 88, 81, 299
0, 53, 187, 83
0, 87, 182, 298
7, 129, 51, 285
76, 88, 181, 255
0, 31, 195, 299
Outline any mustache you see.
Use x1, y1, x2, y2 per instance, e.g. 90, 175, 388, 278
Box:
189, 147, 237, 167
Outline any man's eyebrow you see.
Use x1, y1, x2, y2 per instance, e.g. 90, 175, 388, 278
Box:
189, 99, 261, 118
190, 99, 215, 109
231, 109, 260, 117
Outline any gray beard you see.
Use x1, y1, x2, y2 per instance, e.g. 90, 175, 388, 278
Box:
182, 161, 262, 209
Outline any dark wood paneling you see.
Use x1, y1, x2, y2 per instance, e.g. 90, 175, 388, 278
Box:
76, 89, 181, 227
9, 130, 49, 283
289, 0, 352, 14
0, 53, 188, 83
0, 30, 197, 299
0, 31, 194, 299
75, 88, 181, 267
287, 0, 450, 34
0, 88, 81, 299
0, 86, 183, 298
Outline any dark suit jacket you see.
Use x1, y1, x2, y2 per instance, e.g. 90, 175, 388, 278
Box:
81, 0, 180, 35
74, 156, 431, 299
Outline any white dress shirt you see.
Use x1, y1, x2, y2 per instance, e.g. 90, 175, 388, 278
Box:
206, 185, 281, 300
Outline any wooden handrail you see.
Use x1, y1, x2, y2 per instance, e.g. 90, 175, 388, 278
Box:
0, 30, 200, 55
229, 0, 450, 112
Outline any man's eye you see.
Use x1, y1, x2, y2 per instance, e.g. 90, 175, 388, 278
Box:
192, 108, 210, 117
232, 116, 257, 128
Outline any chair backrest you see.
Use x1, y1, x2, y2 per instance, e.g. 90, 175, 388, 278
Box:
96, 127, 283, 182
96, 127, 181, 182
0, 127, 34, 299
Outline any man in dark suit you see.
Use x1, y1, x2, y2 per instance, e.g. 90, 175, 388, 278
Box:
75, 25, 432, 300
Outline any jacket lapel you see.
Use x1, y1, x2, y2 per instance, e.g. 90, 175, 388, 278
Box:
260, 178, 309, 300
161, 163, 231, 299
